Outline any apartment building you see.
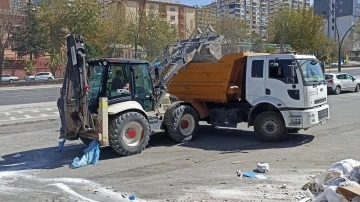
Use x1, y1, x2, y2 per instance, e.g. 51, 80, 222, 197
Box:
314, 0, 360, 42
195, 1, 217, 29
105, 0, 196, 38
9, 0, 27, 12
268, 0, 311, 19
216, 0, 268, 37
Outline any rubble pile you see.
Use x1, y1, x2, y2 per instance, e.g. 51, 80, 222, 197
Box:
302, 159, 360, 202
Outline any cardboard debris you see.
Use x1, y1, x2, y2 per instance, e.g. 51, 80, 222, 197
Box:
337, 186, 360, 200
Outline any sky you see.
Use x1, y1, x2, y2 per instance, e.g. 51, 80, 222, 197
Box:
178, 0, 314, 7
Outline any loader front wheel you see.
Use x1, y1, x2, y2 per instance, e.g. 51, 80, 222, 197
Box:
166, 105, 199, 143
109, 112, 150, 156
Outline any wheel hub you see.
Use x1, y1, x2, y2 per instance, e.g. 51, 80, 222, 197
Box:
181, 120, 189, 129
261, 119, 279, 136
127, 129, 137, 139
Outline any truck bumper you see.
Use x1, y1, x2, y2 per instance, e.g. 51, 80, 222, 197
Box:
282, 104, 330, 129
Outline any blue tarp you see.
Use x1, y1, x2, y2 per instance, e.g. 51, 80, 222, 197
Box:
69, 140, 100, 169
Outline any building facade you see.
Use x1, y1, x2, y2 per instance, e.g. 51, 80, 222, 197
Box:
105, 0, 196, 38
195, 1, 217, 29
216, 0, 268, 38
314, 0, 360, 43
268, 0, 311, 19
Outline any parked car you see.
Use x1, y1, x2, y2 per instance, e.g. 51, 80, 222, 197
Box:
26, 72, 54, 82
325, 73, 360, 95
1, 74, 19, 83
331, 61, 344, 66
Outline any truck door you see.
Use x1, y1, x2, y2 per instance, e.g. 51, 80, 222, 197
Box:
265, 58, 304, 108
246, 58, 266, 103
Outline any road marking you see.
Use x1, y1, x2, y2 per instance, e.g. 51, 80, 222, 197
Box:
0, 114, 58, 122
18, 111, 23, 114
24, 115, 32, 118
10, 117, 16, 120
4, 112, 10, 115
32, 110, 40, 113
40, 114, 49, 117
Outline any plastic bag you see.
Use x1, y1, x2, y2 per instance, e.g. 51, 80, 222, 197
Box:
314, 186, 348, 202
329, 159, 360, 178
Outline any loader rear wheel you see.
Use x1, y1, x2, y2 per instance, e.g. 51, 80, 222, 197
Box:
254, 111, 286, 142
166, 105, 199, 143
109, 112, 150, 156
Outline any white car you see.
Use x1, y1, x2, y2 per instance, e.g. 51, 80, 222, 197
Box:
1, 74, 19, 83
26, 72, 55, 82
325, 73, 360, 95
331, 61, 344, 66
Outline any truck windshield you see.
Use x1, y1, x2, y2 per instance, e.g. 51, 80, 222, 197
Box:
297, 59, 325, 83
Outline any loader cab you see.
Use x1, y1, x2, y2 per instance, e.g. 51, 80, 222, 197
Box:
86, 58, 154, 112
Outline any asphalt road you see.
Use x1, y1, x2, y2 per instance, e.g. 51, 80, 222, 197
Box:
0, 91, 360, 201
0, 86, 60, 106
0, 67, 359, 106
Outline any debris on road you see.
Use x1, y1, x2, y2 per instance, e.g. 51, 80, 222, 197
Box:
12, 153, 23, 158
70, 140, 100, 169
302, 159, 360, 201
236, 170, 268, 180
129, 194, 136, 200
257, 162, 270, 173
231, 160, 247, 164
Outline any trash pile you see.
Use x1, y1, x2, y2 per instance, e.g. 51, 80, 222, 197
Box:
302, 159, 360, 202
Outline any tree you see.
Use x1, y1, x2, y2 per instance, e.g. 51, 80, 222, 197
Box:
11, 0, 46, 60
24, 60, 33, 76
213, 16, 249, 53
0, 9, 22, 84
36, 0, 104, 74
250, 31, 265, 52
268, 7, 331, 55
140, 9, 178, 60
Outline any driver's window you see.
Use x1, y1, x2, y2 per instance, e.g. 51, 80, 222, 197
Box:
268, 59, 298, 84
107, 65, 131, 98
346, 74, 353, 80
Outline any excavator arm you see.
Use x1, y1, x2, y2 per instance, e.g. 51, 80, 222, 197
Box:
150, 25, 224, 108
57, 34, 95, 139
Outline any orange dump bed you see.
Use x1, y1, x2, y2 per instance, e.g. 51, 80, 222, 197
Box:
167, 52, 269, 103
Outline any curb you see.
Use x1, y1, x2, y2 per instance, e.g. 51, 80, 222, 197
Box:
0, 118, 59, 127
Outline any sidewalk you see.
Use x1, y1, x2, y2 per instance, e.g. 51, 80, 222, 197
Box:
0, 84, 62, 92
0, 102, 59, 126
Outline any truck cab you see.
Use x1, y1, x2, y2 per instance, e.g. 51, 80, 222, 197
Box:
246, 54, 329, 130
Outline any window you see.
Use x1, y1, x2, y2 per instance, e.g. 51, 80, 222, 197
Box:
107, 64, 131, 99
325, 74, 333, 80
336, 74, 346, 79
170, 7, 176, 11
170, 15, 175, 21
133, 64, 153, 111
268, 59, 298, 84
251, 60, 264, 78
346, 74, 354, 80
88, 65, 105, 105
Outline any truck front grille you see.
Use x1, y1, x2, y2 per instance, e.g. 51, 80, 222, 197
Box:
318, 108, 329, 121
314, 97, 326, 104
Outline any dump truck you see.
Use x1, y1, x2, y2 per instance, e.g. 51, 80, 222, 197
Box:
57, 26, 330, 156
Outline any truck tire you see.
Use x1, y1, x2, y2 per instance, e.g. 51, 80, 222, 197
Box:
79, 137, 93, 146
254, 111, 287, 142
167, 105, 199, 143
109, 112, 150, 156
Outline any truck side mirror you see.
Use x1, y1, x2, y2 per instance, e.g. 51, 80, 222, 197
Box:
288, 65, 295, 78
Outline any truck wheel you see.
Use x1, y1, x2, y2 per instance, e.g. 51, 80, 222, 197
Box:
254, 112, 286, 142
167, 105, 199, 143
79, 137, 93, 146
287, 128, 300, 133
109, 112, 150, 156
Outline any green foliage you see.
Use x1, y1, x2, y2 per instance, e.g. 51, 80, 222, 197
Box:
24, 60, 33, 76
268, 7, 331, 57
250, 31, 265, 52
11, 1, 47, 60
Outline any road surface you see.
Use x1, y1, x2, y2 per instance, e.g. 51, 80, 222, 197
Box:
0, 90, 359, 201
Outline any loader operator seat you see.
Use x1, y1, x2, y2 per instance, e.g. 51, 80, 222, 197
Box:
111, 70, 124, 91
